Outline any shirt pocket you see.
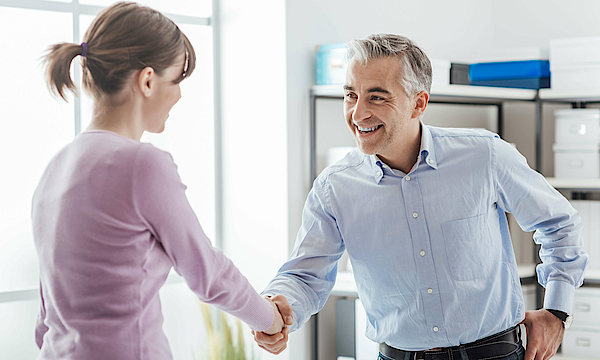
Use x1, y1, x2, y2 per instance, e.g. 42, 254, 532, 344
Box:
441, 213, 492, 281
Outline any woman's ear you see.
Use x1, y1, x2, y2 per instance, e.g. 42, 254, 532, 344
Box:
137, 67, 155, 98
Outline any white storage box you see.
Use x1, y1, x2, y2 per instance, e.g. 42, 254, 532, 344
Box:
562, 327, 600, 358
431, 59, 451, 86
555, 109, 600, 144
550, 36, 600, 67
572, 288, 600, 327
550, 65, 600, 91
553, 143, 600, 178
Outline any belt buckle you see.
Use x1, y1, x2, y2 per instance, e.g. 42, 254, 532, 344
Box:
414, 351, 425, 360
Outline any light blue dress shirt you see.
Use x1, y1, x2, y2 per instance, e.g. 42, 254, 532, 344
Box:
263, 124, 588, 351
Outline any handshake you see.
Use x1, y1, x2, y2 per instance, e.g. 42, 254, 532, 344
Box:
253, 295, 294, 354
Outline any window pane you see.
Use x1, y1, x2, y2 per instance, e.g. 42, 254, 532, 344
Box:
0, 299, 41, 358
0, 7, 74, 291
79, 0, 211, 18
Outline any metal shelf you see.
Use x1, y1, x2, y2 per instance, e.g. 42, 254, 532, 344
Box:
539, 88, 600, 103
547, 177, 600, 191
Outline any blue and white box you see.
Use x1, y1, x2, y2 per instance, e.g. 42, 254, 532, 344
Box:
316, 43, 348, 85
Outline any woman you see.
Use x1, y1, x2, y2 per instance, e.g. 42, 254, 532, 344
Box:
32, 2, 284, 359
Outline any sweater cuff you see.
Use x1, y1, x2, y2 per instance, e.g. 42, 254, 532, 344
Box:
543, 280, 576, 314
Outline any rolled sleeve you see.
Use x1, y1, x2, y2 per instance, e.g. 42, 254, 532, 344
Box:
494, 137, 588, 313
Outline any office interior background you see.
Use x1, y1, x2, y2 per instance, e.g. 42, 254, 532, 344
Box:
2, 0, 600, 359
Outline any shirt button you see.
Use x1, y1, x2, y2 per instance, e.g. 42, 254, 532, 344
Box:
420, 250, 426, 257
376, 171, 382, 177
428, 158, 434, 164
405, 175, 411, 181
433, 327, 439, 332
427, 288, 433, 294
412, 212, 418, 218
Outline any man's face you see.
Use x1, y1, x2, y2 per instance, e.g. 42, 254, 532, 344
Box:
343, 57, 420, 160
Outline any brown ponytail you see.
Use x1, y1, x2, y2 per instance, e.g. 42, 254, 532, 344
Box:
43, 2, 196, 102
43, 43, 85, 101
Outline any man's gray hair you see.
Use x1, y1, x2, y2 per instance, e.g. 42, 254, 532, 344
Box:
346, 34, 432, 97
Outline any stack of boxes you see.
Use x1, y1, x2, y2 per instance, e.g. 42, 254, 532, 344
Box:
550, 36, 600, 91
552, 109, 600, 179
562, 288, 600, 357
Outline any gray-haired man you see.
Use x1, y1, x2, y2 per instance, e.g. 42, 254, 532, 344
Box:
254, 34, 587, 360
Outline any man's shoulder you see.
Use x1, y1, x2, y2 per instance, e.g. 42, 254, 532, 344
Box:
427, 125, 499, 141
316, 148, 368, 184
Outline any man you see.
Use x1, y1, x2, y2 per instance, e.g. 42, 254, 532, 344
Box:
254, 34, 588, 360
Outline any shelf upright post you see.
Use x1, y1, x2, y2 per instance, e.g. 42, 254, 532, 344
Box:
535, 91, 543, 174
534, 90, 545, 310
310, 89, 318, 185
309, 88, 319, 360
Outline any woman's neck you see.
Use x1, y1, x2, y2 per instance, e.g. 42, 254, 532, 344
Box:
86, 95, 144, 141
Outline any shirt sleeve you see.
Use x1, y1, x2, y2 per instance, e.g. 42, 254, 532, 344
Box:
132, 145, 274, 331
494, 137, 589, 314
35, 281, 48, 349
262, 176, 346, 332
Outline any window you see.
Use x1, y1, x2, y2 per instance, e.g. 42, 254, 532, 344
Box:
0, 1, 214, 358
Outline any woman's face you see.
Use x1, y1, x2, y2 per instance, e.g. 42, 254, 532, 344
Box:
142, 53, 186, 133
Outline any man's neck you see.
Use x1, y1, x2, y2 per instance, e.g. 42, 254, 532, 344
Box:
378, 123, 422, 173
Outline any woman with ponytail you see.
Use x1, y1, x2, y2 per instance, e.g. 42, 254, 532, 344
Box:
32, 2, 286, 359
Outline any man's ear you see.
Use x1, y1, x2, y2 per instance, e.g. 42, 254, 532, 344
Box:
412, 90, 429, 119
137, 67, 155, 98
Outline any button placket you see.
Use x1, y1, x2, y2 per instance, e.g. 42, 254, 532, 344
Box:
402, 166, 445, 343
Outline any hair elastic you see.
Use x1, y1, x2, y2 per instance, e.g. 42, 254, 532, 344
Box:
81, 42, 88, 58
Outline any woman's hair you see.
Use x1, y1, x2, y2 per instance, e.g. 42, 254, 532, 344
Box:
346, 33, 432, 97
43, 2, 196, 101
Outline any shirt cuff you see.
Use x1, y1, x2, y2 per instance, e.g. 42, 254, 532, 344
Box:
543, 280, 576, 314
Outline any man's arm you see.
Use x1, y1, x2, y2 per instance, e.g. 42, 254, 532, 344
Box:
494, 137, 589, 360
254, 177, 346, 352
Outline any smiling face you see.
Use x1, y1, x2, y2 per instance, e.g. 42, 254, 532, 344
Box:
343, 57, 426, 170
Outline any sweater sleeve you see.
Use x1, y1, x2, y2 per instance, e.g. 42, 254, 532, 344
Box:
35, 281, 48, 349
131, 145, 274, 331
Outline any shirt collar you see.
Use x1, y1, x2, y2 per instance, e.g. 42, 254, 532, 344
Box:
420, 122, 438, 169
369, 122, 438, 183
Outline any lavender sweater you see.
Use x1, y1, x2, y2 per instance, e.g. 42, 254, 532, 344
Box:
32, 130, 273, 359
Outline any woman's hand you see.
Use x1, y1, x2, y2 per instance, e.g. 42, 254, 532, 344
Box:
252, 295, 294, 354
263, 297, 285, 335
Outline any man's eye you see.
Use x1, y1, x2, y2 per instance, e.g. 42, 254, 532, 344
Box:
371, 95, 384, 101
345, 93, 357, 99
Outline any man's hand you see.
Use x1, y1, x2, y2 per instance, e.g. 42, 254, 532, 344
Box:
252, 295, 294, 354
520, 309, 565, 360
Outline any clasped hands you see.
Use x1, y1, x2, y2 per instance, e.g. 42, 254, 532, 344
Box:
253, 295, 294, 354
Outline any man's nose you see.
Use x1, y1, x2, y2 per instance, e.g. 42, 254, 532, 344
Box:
352, 97, 371, 122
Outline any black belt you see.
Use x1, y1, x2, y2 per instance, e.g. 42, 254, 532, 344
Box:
379, 326, 521, 360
